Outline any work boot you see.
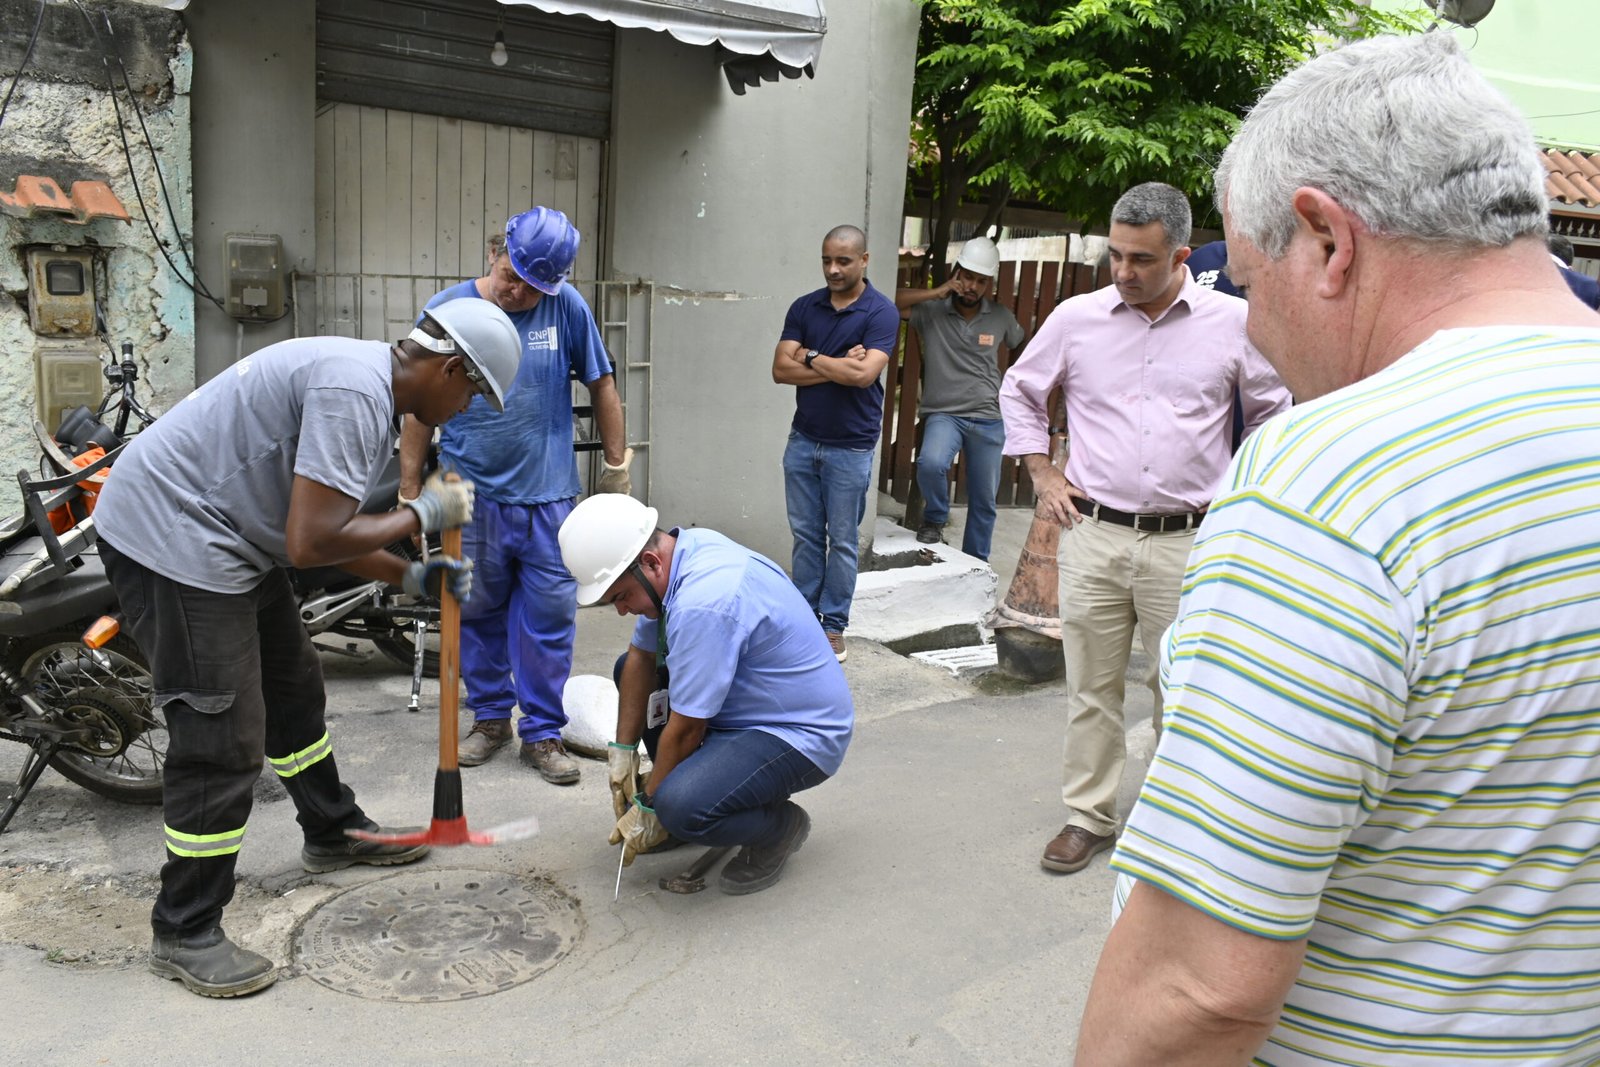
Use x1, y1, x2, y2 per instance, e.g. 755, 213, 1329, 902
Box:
458, 717, 513, 766
916, 522, 945, 545
718, 802, 811, 896
825, 631, 847, 663
149, 927, 277, 998
520, 738, 580, 785
302, 822, 431, 873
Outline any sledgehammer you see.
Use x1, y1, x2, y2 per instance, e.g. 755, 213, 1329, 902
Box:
348, 526, 539, 848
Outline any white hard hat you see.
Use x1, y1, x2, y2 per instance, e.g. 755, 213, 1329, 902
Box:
560, 493, 661, 605
955, 236, 1000, 278
411, 298, 521, 412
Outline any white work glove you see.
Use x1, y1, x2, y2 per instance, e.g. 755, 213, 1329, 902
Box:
610, 793, 669, 866
404, 471, 475, 533
607, 741, 642, 819
401, 556, 474, 604
595, 447, 634, 496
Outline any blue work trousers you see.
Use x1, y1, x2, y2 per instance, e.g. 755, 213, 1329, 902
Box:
782, 430, 875, 633
915, 413, 1006, 561
459, 496, 577, 742
653, 727, 829, 850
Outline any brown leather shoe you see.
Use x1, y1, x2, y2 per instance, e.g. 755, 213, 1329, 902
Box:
1040, 825, 1115, 874
457, 718, 512, 767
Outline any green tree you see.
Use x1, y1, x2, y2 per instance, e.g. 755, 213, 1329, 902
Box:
910, 0, 1421, 282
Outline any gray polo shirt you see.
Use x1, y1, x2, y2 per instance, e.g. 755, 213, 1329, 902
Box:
95, 336, 397, 593
909, 297, 1025, 419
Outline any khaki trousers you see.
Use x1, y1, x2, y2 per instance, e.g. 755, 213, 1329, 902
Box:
1057, 517, 1194, 836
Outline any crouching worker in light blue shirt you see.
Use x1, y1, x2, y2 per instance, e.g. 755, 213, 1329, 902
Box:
559, 494, 854, 896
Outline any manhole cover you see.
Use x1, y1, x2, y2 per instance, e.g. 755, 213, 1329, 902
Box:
292, 868, 582, 1001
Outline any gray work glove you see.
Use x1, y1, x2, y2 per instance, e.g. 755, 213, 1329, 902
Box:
607, 741, 642, 820
404, 471, 475, 533
595, 447, 634, 496
402, 557, 474, 604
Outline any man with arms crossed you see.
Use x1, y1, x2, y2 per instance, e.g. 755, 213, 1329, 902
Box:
1079, 33, 1600, 1065
773, 224, 900, 661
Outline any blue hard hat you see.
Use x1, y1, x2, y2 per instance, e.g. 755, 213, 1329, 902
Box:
505, 207, 580, 295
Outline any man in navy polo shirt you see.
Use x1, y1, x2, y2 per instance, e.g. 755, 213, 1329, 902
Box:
1185, 239, 1240, 297
771, 225, 901, 661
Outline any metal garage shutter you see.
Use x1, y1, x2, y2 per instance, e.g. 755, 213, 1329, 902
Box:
316, 0, 614, 139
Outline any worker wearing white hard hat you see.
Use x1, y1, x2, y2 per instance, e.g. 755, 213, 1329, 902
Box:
94, 300, 522, 998
894, 235, 1026, 560
559, 494, 855, 896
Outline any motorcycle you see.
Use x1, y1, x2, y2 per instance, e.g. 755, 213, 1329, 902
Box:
0, 423, 162, 832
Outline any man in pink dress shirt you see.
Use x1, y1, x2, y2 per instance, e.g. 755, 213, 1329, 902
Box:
998, 181, 1290, 875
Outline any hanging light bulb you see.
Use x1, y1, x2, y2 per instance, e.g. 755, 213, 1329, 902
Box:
490, 29, 509, 67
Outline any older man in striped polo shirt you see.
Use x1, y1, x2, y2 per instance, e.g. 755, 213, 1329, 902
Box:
1078, 33, 1600, 1067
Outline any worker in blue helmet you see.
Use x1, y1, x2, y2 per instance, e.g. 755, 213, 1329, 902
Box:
399, 207, 633, 785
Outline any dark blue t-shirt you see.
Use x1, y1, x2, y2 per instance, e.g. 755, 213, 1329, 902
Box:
779, 279, 901, 449
1560, 264, 1600, 310
1186, 240, 1240, 298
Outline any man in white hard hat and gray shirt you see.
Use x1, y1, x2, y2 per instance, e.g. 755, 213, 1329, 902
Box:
558, 494, 854, 896
895, 236, 1025, 559
95, 298, 521, 998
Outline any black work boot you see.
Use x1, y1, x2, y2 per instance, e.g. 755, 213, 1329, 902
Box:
458, 718, 513, 766
718, 802, 812, 896
149, 927, 277, 998
302, 821, 431, 873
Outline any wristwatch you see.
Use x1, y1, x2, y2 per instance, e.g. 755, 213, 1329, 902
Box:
803, 349, 819, 369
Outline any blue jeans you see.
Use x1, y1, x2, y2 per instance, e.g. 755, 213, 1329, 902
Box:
915, 413, 1006, 561
782, 430, 875, 633
459, 496, 577, 742
652, 727, 829, 849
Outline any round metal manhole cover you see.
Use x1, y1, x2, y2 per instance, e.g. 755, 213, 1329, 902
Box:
292, 869, 583, 1002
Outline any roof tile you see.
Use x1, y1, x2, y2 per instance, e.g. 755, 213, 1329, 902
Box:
0, 175, 131, 223
1544, 149, 1600, 209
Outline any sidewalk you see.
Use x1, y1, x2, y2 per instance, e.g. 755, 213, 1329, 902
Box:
0, 507, 1157, 1066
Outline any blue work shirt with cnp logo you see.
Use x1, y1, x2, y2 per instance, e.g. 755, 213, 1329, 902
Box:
423, 279, 613, 504
630, 527, 855, 775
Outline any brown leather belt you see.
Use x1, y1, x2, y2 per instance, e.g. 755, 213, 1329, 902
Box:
1083, 499, 1205, 533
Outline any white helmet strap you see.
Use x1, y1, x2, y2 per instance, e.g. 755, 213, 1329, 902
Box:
408, 326, 456, 354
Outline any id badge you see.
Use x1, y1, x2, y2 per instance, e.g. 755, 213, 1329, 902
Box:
646, 689, 669, 729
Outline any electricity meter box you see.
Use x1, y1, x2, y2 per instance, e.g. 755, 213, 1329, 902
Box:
26, 248, 97, 337
35, 345, 105, 434
224, 233, 286, 321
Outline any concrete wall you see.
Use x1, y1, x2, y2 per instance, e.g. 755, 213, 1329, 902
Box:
0, 0, 194, 482
606, 0, 919, 560
182, 0, 317, 382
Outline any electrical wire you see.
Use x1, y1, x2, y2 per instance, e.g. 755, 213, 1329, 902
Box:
96, 6, 226, 309
68, 0, 226, 311
0, 0, 49, 132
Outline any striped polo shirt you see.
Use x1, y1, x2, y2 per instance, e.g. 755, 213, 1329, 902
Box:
1112, 326, 1600, 1065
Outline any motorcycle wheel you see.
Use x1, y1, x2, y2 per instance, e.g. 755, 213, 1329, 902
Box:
372, 625, 440, 679
7, 629, 164, 805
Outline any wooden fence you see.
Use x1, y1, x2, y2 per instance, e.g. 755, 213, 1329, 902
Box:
880, 258, 1107, 507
